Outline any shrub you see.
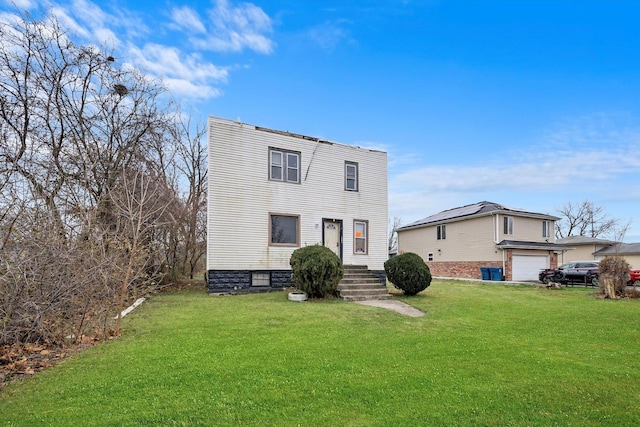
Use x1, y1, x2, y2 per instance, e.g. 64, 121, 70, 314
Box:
384, 252, 432, 296
598, 256, 630, 299
290, 245, 343, 298
626, 289, 640, 299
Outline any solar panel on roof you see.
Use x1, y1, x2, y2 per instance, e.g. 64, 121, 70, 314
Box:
405, 202, 484, 227
401, 201, 556, 230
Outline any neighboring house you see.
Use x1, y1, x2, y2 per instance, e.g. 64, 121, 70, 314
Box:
555, 236, 617, 264
594, 243, 640, 269
206, 116, 388, 292
397, 201, 566, 281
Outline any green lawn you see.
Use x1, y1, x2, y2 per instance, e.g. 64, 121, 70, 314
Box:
1, 281, 639, 426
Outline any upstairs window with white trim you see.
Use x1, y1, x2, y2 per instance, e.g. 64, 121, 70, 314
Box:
354, 220, 368, 254
437, 224, 446, 240
345, 161, 358, 191
269, 148, 300, 184
504, 216, 514, 235
542, 220, 551, 238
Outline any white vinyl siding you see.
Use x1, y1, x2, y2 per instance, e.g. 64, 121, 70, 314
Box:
208, 117, 388, 271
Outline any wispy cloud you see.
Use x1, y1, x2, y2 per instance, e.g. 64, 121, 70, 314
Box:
170, 5, 206, 34
128, 43, 229, 99
392, 148, 638, 193
307, 19, 354, 51
183, 0, 275, 54
4, 0, 274, 100
389, 113, 640, 223
49, 0, 123, 46
5, 0, 35, 11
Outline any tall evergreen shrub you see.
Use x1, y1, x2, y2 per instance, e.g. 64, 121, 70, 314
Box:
290, 245, 343, 298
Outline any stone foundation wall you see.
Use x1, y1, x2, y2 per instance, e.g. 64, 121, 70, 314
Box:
207, 270, 292, 293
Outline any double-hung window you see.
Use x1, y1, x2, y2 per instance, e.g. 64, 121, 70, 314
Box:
542, 220, 551, 238
504, 216, 514, 235
437, 224, 446, 240
345, 162, 358, 191
354, 220, 367, 254
270, 148, 300, 183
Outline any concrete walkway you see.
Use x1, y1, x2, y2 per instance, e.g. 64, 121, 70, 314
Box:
354, 299, 425, 317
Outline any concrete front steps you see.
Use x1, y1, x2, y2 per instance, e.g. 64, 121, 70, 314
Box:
338, 265, 391, 301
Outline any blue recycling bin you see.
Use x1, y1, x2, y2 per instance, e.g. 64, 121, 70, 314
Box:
480, 267, 491, 281
489, 267, 503, 281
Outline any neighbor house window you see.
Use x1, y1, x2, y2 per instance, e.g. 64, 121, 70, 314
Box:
252, 272, 270, 287
437, 224, 446, 240
270, 214, 299, 246
542, 220, 551, 238
345, 161, 358, 191
428, 252, 434, 261
269, 148, 300, 183
504, 216, 514, 235
354, 220, 367, 254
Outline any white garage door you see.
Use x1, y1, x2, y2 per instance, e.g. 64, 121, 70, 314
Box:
512, 255, 549, 281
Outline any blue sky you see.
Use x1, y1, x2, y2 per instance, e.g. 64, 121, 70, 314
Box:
4, 0, 640, 241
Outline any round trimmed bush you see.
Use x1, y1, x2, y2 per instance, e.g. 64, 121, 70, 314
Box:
384, 252, 432, 296
290, 245, 343, 298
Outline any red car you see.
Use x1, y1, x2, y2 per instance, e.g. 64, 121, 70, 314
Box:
629, 269, 640, 285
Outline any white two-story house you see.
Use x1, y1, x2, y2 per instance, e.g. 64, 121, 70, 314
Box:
397, 201, 567, 281
207, 116, 388, 292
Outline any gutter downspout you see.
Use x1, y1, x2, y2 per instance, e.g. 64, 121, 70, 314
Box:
502, 249, 506, 279
494, 213, 506, 279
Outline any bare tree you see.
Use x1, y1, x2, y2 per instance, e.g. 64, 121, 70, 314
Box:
555, 200, 630, 240
0, 11, 201, 346
109, 168, 172, 334
172, 116, 208, 279
388, 216, 402, 253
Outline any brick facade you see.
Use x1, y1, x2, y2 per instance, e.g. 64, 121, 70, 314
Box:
427, 261, 503, 280
428, 250, 559, 281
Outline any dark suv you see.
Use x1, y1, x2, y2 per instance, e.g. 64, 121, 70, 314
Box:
539, 261, 600, 286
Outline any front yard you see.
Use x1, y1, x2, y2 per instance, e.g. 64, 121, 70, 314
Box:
1, 280, 639, 426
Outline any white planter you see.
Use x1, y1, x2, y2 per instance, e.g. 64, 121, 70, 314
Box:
288, 291, 308, 302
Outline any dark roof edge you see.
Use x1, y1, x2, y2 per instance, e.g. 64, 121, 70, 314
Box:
399, 207, 559, 231
496, 240, 571, 251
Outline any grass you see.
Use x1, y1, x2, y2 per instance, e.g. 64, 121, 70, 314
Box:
1, 280, 640, 426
